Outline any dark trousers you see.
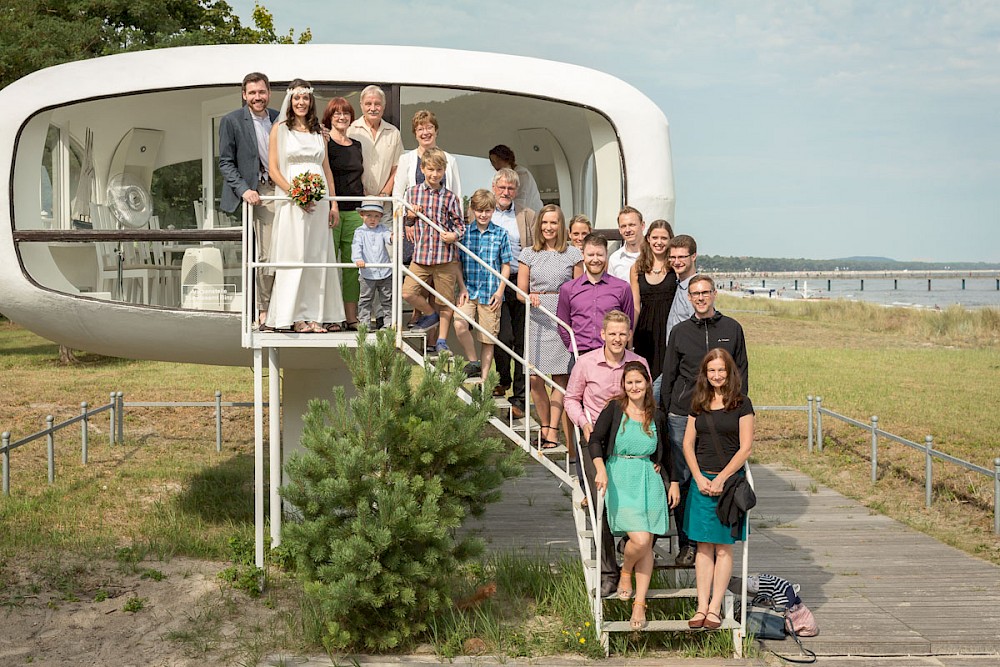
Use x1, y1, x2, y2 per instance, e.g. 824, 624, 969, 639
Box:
668, 412, 694, 549
581, 451, 620, 584
495, 284, 526, 409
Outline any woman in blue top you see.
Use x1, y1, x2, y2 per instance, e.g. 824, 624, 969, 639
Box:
682, 348, 754, 630
590, 361, 680, 630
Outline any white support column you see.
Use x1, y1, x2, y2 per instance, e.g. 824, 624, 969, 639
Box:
253, 347, 264, 568
269, 347, 281, 547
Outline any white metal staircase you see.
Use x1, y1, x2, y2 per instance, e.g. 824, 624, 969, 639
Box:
241, 196, 752, 656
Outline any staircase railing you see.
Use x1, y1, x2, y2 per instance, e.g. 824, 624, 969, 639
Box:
240, 196, 751, 657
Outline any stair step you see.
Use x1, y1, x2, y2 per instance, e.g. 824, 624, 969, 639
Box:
603, 587, 698, 600
603, 618, 740, 633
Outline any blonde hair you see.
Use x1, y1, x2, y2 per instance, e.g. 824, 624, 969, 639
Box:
469, 188, 497, 212
420, 147, 447, 170
531, 204, 569, 252
411, 109, 439, 134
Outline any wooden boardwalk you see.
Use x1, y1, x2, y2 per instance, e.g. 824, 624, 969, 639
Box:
463, 461, 1000, 657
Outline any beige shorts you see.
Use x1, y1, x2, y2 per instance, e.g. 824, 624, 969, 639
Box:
403, 261, 459, 303
458, 298, 501, 343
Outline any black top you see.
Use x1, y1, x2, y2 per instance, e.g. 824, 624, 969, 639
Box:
587, 402, 674, 485
327, 138, 364, 211
692, 395, 754, 472
660, 310, 749, 417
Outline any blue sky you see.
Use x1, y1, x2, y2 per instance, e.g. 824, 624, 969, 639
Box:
231, 1, 1000, 263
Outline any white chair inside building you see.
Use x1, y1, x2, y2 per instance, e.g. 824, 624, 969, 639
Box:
181, 247, 232, 310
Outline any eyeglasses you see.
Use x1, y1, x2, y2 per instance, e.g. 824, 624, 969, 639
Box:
689, 290, 714, 299
495, 184, 516, 192
669, 254, 692, 262
331, 111, 352, 118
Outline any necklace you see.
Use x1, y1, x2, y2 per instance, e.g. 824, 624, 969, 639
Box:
650, 262, 666, 275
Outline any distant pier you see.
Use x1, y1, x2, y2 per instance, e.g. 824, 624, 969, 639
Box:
711, 269, 1000, 292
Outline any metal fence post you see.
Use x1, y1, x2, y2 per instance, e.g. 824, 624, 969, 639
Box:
807, 396, 814, 453
871, 416, 879, 484
924, 436, 934, 509
816, 396, 823, 452
81, 402, 89, 464
109, 392, 116, 445
215, 390, 223, 453
2, 432, 9, 496
46, 415, 55, 484
993, 458, 1000, 536
116, 392, 124, 445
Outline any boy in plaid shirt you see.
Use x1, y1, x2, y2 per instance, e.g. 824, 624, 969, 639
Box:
402, 147, 465, 353
454, 189, 512, 381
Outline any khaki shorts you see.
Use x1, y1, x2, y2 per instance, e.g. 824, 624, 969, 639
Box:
458, 298, 501, 343
403, 261, 459, 303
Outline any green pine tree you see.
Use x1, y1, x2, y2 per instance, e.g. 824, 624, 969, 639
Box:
280, 329, 523, 651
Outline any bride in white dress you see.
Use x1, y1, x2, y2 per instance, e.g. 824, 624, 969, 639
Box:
265, 79, 346, 332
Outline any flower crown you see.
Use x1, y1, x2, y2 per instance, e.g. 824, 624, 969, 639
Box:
287, 86, 314, 95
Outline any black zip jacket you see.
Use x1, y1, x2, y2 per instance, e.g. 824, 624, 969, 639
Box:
659, 310, 749, 416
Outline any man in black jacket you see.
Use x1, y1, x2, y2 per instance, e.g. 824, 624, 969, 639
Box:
660, 274, 749, 565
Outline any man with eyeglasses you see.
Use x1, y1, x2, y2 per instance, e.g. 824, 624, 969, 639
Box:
660, 273, 749, 566
490, 168, 536, 419
664, 234, 699, 344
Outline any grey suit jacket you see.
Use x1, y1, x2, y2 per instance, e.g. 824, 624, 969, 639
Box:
218, 105, 279, 213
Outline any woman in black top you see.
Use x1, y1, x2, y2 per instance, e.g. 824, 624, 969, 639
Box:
322, 97, 366, 329
629, 219, 677, 397
681, 348, 754, 630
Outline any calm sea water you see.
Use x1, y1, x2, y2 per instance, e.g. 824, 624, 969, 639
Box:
721, 277, 1000, 309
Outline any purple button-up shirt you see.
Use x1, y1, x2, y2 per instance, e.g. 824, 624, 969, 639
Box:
556, 272, 634, 352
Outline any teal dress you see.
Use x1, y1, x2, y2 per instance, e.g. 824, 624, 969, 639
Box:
605, 417, 669, 535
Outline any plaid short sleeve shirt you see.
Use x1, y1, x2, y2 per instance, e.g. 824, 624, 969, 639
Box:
406, 182, 465, 265
461, 222, 513, 302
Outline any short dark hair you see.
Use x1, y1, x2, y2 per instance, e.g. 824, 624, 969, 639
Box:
242, 72, 269, 90
582, 233, 608, 251
669, 234, 697, 255
489, 144, 517, 166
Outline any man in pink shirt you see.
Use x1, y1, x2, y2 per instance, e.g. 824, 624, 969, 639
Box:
564, 309, 649, 598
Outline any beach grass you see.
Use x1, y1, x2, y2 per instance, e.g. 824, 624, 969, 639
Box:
2, 295, 1000, 658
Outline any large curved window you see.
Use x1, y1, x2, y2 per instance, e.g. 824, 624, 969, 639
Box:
13, 84, 622, 311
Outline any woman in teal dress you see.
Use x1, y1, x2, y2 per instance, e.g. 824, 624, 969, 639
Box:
589, 361, 680, 630
682, 348, 754, 631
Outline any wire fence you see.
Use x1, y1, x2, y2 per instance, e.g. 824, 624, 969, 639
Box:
4, 390, 998, 534
0, 391, 267, 496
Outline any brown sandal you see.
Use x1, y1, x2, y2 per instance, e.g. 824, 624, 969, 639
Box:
703, 610, 722, 629
688, 610, 707, 629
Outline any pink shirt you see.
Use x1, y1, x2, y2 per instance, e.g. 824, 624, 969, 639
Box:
564, 347, 650, 428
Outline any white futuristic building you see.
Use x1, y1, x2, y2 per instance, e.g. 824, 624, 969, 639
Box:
0, 44, 674, 367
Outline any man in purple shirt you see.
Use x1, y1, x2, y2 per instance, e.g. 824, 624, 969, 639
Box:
564, 309, 649, 598
557, 234, 634, 355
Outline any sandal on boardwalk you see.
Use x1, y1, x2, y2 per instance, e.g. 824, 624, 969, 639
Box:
343, 320, 359, 331
630, 600, 647, 630
324, 322, 343, 332
293, 321, 312, 333
616, 568, 633, 600
703, 610, 722, 629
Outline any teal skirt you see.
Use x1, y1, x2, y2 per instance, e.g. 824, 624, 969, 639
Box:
684, 472, 748, 545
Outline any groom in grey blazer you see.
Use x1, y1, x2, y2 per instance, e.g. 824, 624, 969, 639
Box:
219, 72, 279, 327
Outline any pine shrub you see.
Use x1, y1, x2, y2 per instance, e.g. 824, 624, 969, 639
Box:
280, 329, 522, 651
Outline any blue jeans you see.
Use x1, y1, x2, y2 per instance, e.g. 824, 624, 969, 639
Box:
668, 412, 694, 548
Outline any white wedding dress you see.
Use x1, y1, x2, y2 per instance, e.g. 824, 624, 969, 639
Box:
266, 128, 345, 329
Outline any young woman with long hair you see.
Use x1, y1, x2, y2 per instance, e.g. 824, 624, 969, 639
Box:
589, 361, 680, 630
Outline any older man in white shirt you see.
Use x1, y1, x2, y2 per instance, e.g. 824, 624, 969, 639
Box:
347, 85, 403, 222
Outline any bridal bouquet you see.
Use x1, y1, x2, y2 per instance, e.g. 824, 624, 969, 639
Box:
288, 172, 326, 208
